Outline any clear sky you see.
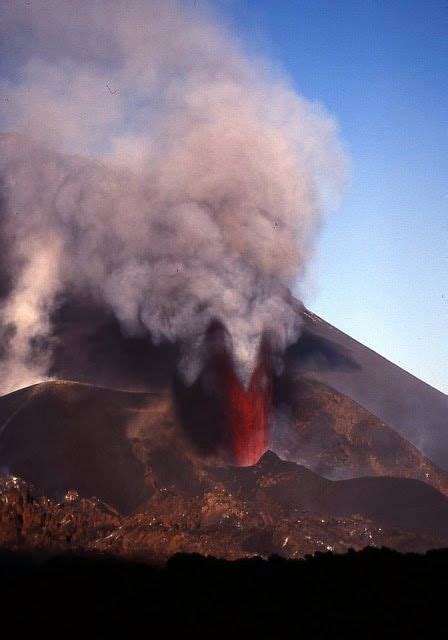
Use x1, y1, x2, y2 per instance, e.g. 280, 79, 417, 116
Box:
212, 0, 448, 393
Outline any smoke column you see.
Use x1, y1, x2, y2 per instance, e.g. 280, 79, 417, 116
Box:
0, 0, 346, 395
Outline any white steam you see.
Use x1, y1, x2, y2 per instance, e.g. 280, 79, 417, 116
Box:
0, 0, 346, 394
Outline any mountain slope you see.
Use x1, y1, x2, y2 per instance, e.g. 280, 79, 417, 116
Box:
292, 308, 448, 468
43, 298, 448, 469
273, 376, 448, 494
1, 380, 448, 547
0, 381, 155, 511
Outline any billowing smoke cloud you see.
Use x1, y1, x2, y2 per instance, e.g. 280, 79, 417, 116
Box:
0, 0, 346, 394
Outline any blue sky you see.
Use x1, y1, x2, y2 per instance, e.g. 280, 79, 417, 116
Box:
212, 0, 448, 393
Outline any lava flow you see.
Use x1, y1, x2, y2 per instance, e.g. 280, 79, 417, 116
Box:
224, 345, 272, 466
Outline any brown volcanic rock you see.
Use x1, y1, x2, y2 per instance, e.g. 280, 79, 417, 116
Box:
0, 476, 119, 552
2, 380, 448, 557
1, 472, 447, 562
214, 452, 448, 538
92, 470, 448, 560
273, 377, 448, 495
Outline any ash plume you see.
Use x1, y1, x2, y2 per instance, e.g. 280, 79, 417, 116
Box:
0, 0, 346, 394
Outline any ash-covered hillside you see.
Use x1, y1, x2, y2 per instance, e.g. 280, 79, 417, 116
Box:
43, 299, 448, 470
1, 379, 448, 560
293, 309, 448, 468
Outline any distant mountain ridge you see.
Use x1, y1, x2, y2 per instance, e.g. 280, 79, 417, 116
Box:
273, 376, 448, 494
289, 307, 448, 468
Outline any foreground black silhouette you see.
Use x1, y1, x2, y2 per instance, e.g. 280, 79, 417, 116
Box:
1, 547, 447, 638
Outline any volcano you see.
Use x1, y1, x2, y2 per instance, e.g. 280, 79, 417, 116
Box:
170, 323, 273, 467
1, 301, 448, 560
45, 299, 448, 470
1, 375, 448, 560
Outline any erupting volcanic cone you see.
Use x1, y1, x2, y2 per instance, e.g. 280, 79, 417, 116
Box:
174, 323, 273, 466
224, 344, 272, 466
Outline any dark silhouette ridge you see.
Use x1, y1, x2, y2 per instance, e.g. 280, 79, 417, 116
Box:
0, 547, 447, 637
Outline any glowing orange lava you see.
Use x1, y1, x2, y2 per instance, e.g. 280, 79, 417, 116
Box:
224, 347, 272, 466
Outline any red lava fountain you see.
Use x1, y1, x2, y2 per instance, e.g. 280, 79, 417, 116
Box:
224, 347, 272, 466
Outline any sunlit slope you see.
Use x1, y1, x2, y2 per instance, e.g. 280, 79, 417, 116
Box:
288, 308, 448, 469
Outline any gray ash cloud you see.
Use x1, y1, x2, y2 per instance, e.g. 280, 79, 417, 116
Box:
0, 0, 346, 393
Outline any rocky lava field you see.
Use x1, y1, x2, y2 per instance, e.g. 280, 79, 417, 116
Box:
1, 376, 448, 561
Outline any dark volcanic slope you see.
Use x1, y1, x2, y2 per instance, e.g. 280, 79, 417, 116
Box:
291, 308, 448, 469
1, 381, 448, 549
273, 377, 448, 495
40, 296, 448, 469
0, 382, 156, 511
45, 298, 448, 469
